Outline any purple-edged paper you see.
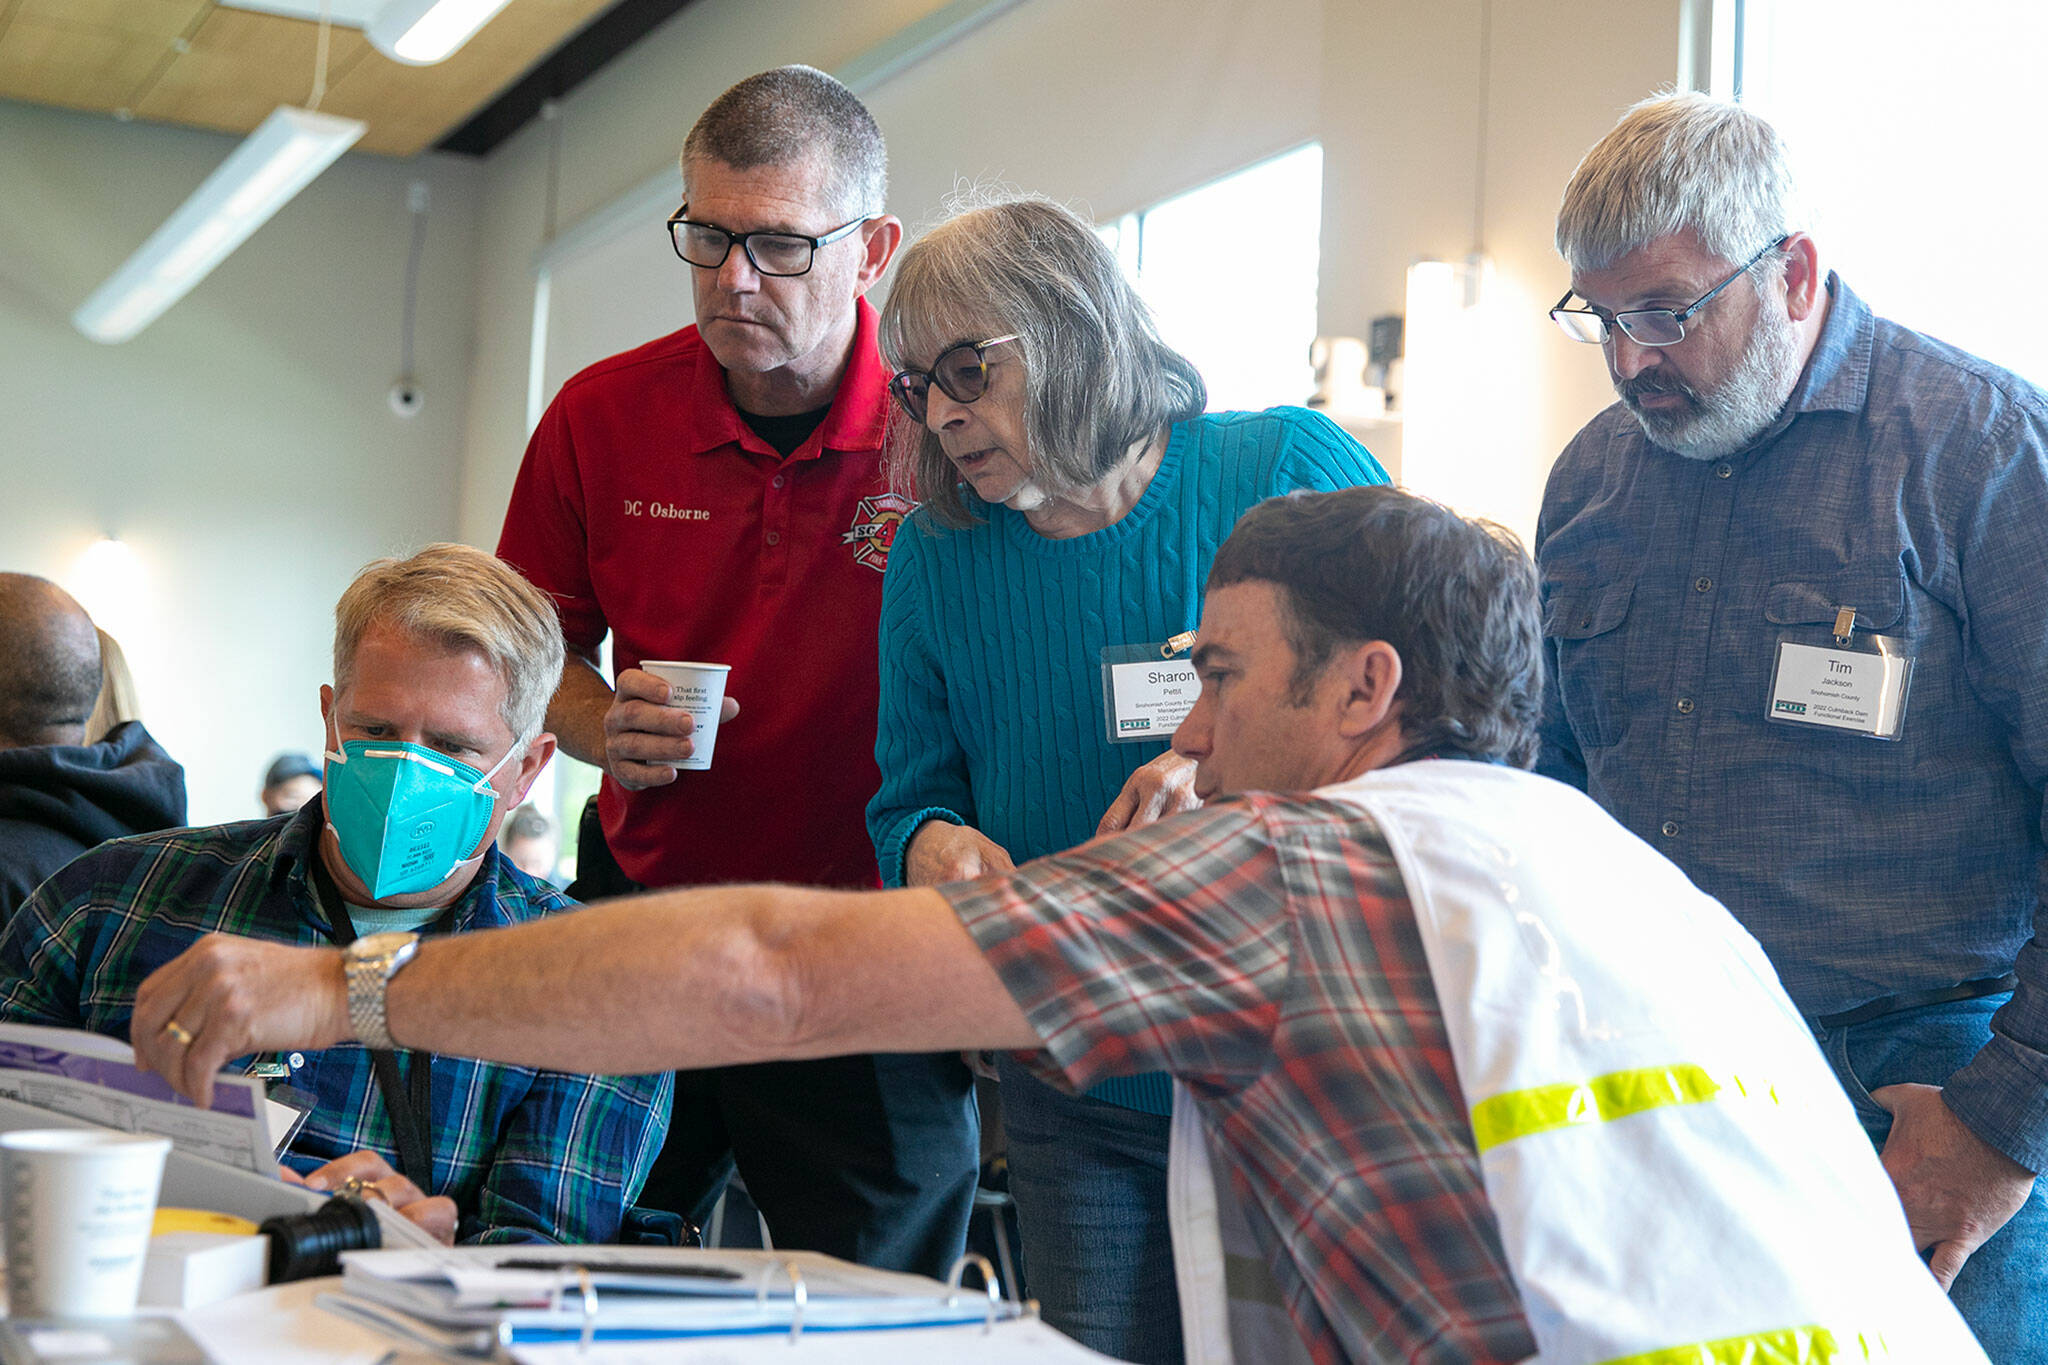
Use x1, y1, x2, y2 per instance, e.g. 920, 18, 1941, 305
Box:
0, 1024, 275, 1174
0, 1041, 257, 1117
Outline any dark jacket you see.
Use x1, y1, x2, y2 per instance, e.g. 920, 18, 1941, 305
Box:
0, 721, 187, 923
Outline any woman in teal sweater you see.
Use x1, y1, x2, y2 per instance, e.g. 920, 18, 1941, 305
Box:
868, 196, 1385, 1364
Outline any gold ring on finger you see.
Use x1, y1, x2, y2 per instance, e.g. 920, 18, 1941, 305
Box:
162, 1020, 195, 1047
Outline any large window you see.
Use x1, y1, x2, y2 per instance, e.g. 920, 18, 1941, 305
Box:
1097, 144, 1323, 411
1738, 0, 2048, 385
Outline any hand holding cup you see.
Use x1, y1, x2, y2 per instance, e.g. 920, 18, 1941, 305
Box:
603, 665, 739, 788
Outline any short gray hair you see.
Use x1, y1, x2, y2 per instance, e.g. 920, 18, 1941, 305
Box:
681, 66, 886, 220
879, 193, 1206, 527
1556, 92, 1803, 276
333, 545, 564, 748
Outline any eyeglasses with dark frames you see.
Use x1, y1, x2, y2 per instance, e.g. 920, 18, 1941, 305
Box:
888, 335, 1021, 423
1549, 235, 1790, 347
665, 204, 871, 278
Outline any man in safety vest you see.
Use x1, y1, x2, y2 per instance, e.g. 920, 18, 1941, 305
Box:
134, 488, 1985, 1364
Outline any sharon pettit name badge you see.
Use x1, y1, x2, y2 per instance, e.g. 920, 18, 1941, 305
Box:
1101, 637, 1198, 743
1767, 611, 1914, 741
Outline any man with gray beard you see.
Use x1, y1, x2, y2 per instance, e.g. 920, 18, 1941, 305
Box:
1537, 93, 2048, 1359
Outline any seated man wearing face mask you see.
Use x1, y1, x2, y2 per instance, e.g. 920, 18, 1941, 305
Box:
0, 544, 670, 1246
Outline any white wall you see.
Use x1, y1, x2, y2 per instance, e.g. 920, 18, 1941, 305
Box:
1322, 0, 1685, 539
0, 101, 483, 823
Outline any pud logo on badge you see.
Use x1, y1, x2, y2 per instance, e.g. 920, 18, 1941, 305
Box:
842, 492, 915, 574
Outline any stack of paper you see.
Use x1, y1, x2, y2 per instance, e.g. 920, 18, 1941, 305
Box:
320, 1245, 1040, 1355
0, 1022, 289, 1171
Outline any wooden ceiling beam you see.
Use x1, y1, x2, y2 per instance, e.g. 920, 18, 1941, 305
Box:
0, 0, 618, 158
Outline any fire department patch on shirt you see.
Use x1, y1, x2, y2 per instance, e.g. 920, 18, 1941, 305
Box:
841, 492, 915, 574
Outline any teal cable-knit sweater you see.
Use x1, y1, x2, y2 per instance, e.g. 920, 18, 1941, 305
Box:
868, 406, 1387, 1114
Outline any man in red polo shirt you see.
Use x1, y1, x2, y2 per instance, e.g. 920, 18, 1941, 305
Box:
495, 66, 977, 1276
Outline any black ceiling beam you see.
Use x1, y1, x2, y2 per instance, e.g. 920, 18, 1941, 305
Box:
434, 0, 698, 158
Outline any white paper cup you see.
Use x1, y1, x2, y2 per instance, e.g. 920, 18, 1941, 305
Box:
639, 661, 732, 771
0, 1130, 171, 1318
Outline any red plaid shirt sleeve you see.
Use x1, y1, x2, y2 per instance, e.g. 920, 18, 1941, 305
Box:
945, 798, 1295, 1092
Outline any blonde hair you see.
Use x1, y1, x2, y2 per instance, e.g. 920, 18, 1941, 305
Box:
333, 545, 563, 746
83, 628, 140, 744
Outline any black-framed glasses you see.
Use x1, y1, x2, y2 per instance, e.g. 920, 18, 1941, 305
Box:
665, 203, 870, 278
1550, 235, 1790, 346
888, 335, 1020, 422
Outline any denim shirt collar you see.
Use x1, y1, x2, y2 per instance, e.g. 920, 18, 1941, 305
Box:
1708, 273, 1873, 463
1786, 273, 1874, 419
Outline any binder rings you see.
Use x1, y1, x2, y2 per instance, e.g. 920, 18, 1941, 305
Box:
317, 1245, 1049, 1356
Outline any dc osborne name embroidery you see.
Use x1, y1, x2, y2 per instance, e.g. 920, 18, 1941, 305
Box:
842, 492, 915, 574
623, 500, 710, 520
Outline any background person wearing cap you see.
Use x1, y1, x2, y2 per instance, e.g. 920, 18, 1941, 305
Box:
259, 751, 322, 816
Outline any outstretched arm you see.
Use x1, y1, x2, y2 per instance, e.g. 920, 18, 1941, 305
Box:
132, 885, 1039, 1106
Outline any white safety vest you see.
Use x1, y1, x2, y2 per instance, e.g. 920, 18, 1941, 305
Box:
1172, 761, 1986, 1365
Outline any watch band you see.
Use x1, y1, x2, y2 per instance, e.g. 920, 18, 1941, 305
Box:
345, 933, 419, 1049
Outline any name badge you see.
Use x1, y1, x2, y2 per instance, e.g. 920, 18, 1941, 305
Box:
1101, 636, 1198, 744
1767, 610, 1914, 740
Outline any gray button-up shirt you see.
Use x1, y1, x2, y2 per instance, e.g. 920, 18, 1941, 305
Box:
1536, 275, 2048, 1168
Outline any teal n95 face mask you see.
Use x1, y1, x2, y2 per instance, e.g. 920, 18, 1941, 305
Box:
323, 735, 517, 901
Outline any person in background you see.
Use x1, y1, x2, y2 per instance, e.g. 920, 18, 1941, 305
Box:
499, 804, 560, 884
494, 66, 976, 1276
135, 487, 1988, 1365
0, 574, 185, 924
0, 545, 668, 1244
1538, 92, 2048, 1357
866, 194, 1387, 1363
260, 752, 322, 816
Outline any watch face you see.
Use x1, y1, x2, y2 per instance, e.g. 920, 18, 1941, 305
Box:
351, 930, 419, 959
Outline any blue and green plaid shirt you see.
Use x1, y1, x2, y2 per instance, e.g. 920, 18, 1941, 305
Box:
0, 801, 670, 1245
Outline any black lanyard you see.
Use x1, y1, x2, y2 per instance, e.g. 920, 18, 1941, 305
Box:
306, 855, 443, 1191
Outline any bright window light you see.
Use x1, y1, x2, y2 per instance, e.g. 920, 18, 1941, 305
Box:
1739, 0, 2048, 386
65, 537, 157, 686
1099, 145, 1323, 412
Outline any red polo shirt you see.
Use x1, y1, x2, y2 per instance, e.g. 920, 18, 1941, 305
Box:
498, 302, 905, 889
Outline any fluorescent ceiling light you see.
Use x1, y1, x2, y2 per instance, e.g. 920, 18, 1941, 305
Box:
367, 0, 517, 64
73, 106, 364, 345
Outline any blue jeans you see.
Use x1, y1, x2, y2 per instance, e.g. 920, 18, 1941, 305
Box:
997, 1057, 1183, 1364
1814, 993, 2048, 1362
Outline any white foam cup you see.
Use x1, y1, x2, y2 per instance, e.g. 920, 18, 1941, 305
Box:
639, 661, 732, 771
0, 1129, 171, 1318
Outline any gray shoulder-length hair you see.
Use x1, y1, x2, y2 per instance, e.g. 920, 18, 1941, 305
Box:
879, 194, 1205, 527
1556, 91, 1804, 279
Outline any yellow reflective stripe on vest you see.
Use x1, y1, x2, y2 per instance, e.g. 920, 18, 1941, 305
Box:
1598, 1324, 1886, 1364
1470, 1064, 1779, 1153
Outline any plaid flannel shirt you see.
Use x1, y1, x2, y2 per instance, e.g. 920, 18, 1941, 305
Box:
0, 801, 670, 1245
944, 790, 1534, 1365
